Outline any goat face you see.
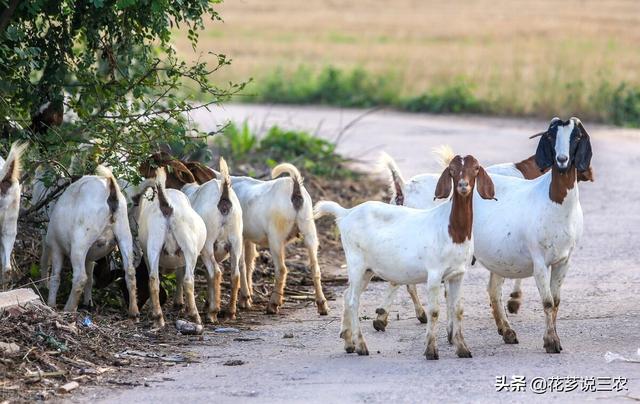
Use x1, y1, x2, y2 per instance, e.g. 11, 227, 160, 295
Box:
435, 155, 495, 200
534, 117, 593, 174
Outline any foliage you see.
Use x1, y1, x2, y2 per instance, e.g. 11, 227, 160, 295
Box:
259, 126, 350, 177
214, 122, 354, 178
607, 83, 640, 127
401, 80, 485, 114
250, 65, 397, 108
0, 0, 244, 186
244, 64, 640, 125
248, 66, 484, 114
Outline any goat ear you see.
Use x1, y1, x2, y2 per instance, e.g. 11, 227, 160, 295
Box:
577, 166, 594, 182
534, 134, 554, 171
190, 163, 216, 184
167, 161, 195, 187
476, 166, 496, 200
574, 121, 593, 174
434, 167, 452, 200
574, 133, 592, 173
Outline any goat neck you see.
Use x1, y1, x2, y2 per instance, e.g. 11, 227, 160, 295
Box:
549, 165, 577, 205
448, 191, 473, 244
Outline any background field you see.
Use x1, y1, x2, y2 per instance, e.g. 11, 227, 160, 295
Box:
174, 0, 640, 124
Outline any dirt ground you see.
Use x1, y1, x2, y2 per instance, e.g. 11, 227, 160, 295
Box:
78, 105, 640, 402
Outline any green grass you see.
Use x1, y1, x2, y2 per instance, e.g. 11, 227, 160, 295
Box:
214, 121, 354, 178
242, 65, 640, 127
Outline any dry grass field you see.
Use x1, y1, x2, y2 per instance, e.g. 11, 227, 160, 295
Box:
174, 0, 640, 121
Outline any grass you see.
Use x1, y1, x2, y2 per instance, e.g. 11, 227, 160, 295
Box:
173, 0, 640, 125
215, 121, 354, 178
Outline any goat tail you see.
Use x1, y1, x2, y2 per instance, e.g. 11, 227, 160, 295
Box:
217, 157, 232, 215
155, 168, 173, 217
378, 152, 406, 205
96, 164, 120, 215
313, 201, 348, 220
272, 162, 304, 211
433, 145, 455, 169
0, 141, 28, 185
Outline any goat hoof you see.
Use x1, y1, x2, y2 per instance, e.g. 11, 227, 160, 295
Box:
503, 329, 519, 344
424, 348, 439, 361
238, 297, 252, 310
266, 303, 280, 315
507, 300, 521, 314
456, 348, 472, 358
345, 346, 356, 354
224, 308, 237, 320
316, 300, 329, 316
544, 337, 562, 354
356, 344, 369, 356
152, 316, 165, 329
417, 311, 428, 324
128, 312, 140, 323
206, 312, 220, 324
372, 319, 387, 332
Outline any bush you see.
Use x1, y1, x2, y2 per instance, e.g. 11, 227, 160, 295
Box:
251, 66, 398, 108
259, 126, 349, 177
213, 122, 353, 178
401, 80, 485, 114
608, 83, 640, 127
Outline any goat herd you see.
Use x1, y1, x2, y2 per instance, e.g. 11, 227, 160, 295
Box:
0, 116, 593, 361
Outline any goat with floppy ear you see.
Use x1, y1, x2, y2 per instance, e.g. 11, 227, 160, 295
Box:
434, 159, 496, 202
533, 117, 593, 179
138, 152, 196, 189
315, 153, 495, 360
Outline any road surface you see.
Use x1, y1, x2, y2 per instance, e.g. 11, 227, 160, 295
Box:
81, 105, 640, 403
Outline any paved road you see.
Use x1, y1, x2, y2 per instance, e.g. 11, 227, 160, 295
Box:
83, 105, 640, 403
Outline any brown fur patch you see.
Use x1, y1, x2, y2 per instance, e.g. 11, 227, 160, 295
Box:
445, 155, 495, 244
0, 160, 14, 194
515, 155, 548, 179
184, 161, 217, 184
106, 176, 119, 219
291, 179, 303, 210
577, 166, 594, 182
549, 165, 576, 204
140, 152, 196, 189
156, 184, 173, 217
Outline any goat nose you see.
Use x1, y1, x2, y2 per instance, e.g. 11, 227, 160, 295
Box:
557, 155, 568, 163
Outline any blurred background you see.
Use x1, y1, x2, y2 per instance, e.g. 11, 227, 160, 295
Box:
176, 0, 640, 126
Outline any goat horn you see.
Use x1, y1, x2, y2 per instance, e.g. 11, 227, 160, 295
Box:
529, 131, 547, 139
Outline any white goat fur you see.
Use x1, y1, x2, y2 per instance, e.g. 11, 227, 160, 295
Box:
378, 118, 587, 352
231, 163, 329, 315
314, 166, 483, 359
137, 168, 206, 327
180, 158, 247, 322
375, 147, 528, 329
43, 166, 139, 316
0, 142, 28, 285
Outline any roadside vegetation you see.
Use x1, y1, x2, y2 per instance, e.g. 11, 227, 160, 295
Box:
245, 66, 640, 126
175, 0, 640, 127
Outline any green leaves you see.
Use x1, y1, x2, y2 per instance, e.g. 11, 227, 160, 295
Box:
0, 0, 241, 186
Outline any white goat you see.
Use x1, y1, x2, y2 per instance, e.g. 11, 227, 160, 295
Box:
232, 163, 329, 315
0, 142, 28, 286
379, 117, 592, 353
173, 158, 246, 322
147, 155, 330, 316
43, 166, 139, 317
373, 148, 548, 330
315, 154, 496, 359
137, 168, 206, 328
